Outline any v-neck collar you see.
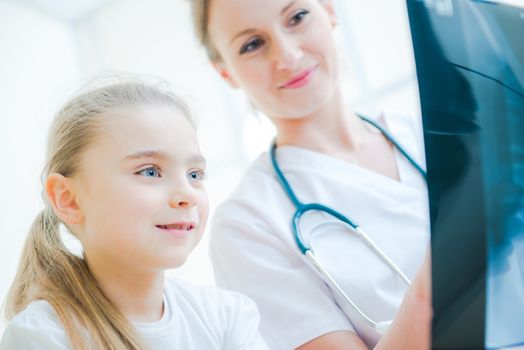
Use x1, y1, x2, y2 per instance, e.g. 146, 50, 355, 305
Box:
273, 113, 426, 192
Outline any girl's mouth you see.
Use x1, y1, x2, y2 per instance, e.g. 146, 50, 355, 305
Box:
156, 222, 197, 238
156, 223, 195, 231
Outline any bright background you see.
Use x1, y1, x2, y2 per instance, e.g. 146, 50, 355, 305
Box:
0, 0, 421, 336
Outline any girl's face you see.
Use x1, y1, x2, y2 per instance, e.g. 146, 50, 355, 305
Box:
73, 105, 208, 271
208, 0, 339, 119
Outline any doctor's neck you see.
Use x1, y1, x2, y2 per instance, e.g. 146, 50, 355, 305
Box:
273, 89, 367, 156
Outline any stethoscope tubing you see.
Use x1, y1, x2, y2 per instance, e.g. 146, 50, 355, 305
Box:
270, 114, 427, 333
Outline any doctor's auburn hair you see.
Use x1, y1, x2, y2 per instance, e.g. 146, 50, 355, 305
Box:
3, 77, 194, 350
190, 0, 221, 61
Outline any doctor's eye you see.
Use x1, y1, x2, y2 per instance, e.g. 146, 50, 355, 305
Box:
188, 169, 207, 182
138, 166, 162, 178
289, 9, 309, 26
239, 37, 265, 55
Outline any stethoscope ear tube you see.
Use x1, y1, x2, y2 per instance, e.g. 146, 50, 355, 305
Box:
354, 227, 412, 285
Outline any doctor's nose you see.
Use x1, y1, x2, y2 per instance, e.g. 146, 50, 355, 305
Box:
273, 35, 303, 71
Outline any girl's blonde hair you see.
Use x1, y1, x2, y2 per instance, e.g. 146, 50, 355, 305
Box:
4, 78, 193, 350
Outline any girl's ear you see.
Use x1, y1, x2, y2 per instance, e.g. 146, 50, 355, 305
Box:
322, 0, 338, 28
45, 173, 84, 225
212, 61, 240, 89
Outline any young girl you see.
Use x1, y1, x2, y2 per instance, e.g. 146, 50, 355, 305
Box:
190, 0, 432, 349
0, 79, 268, 349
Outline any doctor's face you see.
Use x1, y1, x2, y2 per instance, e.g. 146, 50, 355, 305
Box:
72, 105, 209, 272
208, 0, 341, 119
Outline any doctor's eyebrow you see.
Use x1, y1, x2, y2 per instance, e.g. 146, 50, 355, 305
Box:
281, 0, 298, 15
229, 0, 299, 46
229, 28, 257, 47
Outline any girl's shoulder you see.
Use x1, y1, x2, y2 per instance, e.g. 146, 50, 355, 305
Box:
0, 300, 70, 349
161, 278, 267, 349
164, 278, 259, 317
3, 300, 62, 332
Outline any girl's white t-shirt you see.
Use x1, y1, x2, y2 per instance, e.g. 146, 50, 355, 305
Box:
0, 278, 269, 350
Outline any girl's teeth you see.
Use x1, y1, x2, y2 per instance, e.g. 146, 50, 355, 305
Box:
158, 224, 193, 230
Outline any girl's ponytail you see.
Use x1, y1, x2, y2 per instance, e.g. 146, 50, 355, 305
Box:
5, 209, 59, 319
5, 207, 143, 349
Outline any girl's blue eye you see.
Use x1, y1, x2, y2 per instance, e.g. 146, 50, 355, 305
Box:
290, 9, 309, 26
138, 167, 161, 178
188, 170, 206, 181
240, 37, 264, 55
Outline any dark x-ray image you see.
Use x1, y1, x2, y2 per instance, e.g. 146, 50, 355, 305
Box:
407, 0, 524, 348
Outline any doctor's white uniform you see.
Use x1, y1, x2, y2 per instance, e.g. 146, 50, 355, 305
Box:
210, 113, 430, 349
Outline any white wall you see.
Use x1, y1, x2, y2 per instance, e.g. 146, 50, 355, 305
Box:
0, 0, 419, 338
0, 0, 82, 335
335, 0, 420, 115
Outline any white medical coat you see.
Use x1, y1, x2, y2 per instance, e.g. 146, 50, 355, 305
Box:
210, 113, 430, 349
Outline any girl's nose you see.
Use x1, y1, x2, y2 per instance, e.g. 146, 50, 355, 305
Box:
169, 184, 197, 209
170, 199, 195, 208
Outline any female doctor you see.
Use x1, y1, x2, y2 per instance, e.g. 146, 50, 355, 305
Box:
190, 0, 432, 349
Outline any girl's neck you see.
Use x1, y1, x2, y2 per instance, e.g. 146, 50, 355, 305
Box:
85, 253, 165, 323
272, 88, 366, 156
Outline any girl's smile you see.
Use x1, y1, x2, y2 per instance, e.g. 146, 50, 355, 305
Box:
156, 221, 198, 239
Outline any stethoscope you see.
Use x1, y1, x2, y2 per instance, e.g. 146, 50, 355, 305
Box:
269, 114, 427, 334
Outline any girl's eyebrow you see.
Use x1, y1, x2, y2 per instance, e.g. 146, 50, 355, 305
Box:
124, 151, 207, 166
124, 150, 169, 161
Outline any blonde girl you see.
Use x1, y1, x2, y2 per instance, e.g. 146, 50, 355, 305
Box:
1, 79, 268, 349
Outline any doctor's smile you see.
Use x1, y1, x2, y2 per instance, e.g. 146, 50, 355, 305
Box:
279, 64, 319, 89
